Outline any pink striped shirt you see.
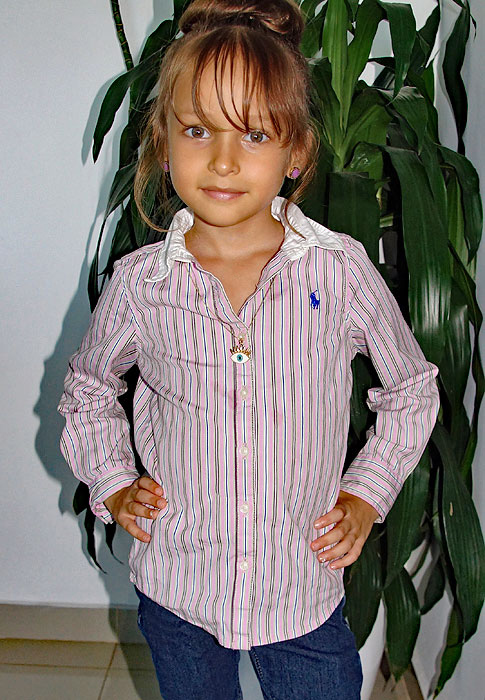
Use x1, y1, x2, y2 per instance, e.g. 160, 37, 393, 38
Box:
58, 195, 439, 650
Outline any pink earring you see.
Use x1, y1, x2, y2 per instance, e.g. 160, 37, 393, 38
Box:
163, 161, 170, 172
289, 167, 301, 179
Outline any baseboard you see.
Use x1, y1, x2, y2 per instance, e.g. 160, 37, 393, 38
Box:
0, 604, 144, 644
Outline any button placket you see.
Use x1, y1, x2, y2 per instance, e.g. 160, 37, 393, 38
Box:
231, 355, 254, 643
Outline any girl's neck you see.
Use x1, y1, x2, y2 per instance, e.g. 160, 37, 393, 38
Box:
185, 214, 285, 262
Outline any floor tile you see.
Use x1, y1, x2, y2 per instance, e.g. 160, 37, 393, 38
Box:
115, 607, 146, 643
100, 668, 161, 700
0, 604, 121, 643
111, 643, 154, 670
0, 664, 105, 700
370, 669, 389, 700
0, 639, 115, 668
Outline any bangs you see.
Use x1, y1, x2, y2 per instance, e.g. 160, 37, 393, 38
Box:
169, 27, 307, 147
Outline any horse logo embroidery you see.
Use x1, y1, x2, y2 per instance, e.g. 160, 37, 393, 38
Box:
310, 290, 320, 309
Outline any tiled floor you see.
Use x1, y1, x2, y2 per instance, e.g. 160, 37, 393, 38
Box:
0, 638, 420, 700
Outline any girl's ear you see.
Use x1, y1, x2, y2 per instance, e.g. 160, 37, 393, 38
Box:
286, 129, 315, 176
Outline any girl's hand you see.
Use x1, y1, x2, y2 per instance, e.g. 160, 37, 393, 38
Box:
310, 491, 379, 570
104, 476, 168, 543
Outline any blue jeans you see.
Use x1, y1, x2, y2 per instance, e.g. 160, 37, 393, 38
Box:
135, 587, 363, 700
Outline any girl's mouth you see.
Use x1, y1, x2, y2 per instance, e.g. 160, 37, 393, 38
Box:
202, 189, 245, 201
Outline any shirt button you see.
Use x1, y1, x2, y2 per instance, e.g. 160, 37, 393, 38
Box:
239, 560, 249, 571
240, 387, 249, 400
240, 503, 249, 514
239, 444, 249, 457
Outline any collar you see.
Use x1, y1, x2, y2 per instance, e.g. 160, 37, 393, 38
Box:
145, 195, 345, 282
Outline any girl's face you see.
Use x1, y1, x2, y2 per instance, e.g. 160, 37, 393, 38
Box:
166, 57, 301, 238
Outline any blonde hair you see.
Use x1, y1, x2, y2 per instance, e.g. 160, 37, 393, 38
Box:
134, 0, 319, 232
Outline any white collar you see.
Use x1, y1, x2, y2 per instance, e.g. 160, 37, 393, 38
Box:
146, 195, 345, 282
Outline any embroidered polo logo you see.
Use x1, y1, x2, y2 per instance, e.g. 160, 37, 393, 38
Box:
310, 290, 320, 309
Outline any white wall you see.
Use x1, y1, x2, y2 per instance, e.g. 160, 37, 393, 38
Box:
1, 0, 172, 607
1, 0, 483, 696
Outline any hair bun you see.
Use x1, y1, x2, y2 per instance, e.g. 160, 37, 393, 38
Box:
179, 1, 304, 50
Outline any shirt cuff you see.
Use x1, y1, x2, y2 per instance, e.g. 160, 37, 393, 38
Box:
89, 470, 141, 524
339, 457, 404, 524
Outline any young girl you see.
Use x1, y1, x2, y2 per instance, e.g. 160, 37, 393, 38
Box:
58, 1, 439, 698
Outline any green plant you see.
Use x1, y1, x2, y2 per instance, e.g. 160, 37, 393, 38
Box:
75, 1, 484, 695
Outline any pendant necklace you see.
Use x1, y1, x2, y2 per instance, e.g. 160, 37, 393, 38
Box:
189, 266, 276, 364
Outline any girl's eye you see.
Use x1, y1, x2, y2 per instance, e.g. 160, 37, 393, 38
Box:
185, 126, 210, 139
244, 131, 269, 144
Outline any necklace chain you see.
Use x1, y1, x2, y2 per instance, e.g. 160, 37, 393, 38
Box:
189, 264, 276, 362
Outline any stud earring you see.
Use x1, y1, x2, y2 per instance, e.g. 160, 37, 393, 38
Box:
289, 166, 301, 179
163, 161, 170, 172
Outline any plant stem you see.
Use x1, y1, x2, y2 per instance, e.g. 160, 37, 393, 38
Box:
110, 0, 134, 72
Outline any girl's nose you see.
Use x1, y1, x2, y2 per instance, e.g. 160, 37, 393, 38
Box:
208, 135, 240, 176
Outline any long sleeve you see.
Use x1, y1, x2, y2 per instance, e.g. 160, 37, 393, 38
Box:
58, 259, 140, 523
339, 237, 440, 523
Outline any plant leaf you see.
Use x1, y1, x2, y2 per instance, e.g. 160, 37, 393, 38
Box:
378, 86, 428, 153
133, 21, 173, 108
105, 162, 138, 220
449, 250, 485, 480
439, 146, 483, 263
419, 138, 447, 233
106, 205, 136, 271
301, 1, 327, 57
321, 0, 350, 126
341, 89, 391, 166
346, 0, 359, 20
383, 146, 451, 365
377, 2, 416, 95
300, 0, 323, 21
310, 58, 342, 158
432, 423, 485, 641
347, 142, 384, 183
371, 55, 395, 91
88, 239, 102, 311
328, 171, 381, 265
343, 0, 385, 119
88, 162, 138, 305
421, 554, 446, 614
344, 529, 383, 649
118, 110, 145, 169
442, 282, 470, 413
439, 281, 471, 465
442, 4, 470, 154
434, 603, 465, 696
409, 5, 440, 74
384, 451, 430, 588
446, 172, 469, 274
92, 52, 161, 162
172, 0, 188, 24
405, 63, 439, 145
139, 18, 174, 63
384, 568, 420, 680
